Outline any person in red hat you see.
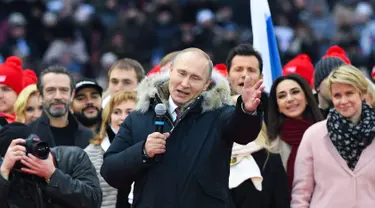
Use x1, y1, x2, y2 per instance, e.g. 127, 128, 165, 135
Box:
214, 63, 228, 77
0, 56, 24, 123
282, 54, 314, 88
322, 45, 351, 64
314, 45, 350, 118
22, 69, 37, 88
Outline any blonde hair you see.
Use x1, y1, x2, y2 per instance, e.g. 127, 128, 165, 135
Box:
327, 65, 368, 97
173, 48, 213, 76
366, 78, 375, 107
92, 91, 137, 145
160, 51, 180, 68
14, 84, 40, 123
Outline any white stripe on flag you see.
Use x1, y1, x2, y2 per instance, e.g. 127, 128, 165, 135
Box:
250, 0, 282, 93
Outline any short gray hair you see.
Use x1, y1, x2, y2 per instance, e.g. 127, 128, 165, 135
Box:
172, 48, 213, 78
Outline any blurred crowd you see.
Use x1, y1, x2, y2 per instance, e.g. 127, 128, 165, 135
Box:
1, 0, 375, 85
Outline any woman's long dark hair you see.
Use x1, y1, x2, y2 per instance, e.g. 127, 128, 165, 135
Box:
267, 74, 324, 141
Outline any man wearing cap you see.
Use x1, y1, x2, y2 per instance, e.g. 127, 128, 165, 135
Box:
71, 79, 103, 133
314, 45, 350, 118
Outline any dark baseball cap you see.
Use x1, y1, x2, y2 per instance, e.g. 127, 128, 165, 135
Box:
75, 79, 103, 96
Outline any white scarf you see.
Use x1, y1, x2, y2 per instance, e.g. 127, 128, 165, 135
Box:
229, 141, 263, 191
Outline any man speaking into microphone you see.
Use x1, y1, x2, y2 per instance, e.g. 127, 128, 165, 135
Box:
101, 48, 263, 208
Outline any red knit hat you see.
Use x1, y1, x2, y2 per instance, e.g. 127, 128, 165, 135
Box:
283, 54, 314, 87
147, 65, 161, 76
214, 63, 228, 77
22, 69, 37, 88
322, 45, 351, 64
0, 56, 24, 94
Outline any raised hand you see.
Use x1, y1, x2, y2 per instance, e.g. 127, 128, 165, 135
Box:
241, 76, 264, 112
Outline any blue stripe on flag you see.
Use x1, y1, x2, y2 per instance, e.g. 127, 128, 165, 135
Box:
266, 17, 282, 81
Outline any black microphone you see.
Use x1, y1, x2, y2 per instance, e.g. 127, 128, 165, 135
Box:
154, 103, 167, 162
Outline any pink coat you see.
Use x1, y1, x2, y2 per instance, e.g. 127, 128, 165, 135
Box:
291, 120, 375, 208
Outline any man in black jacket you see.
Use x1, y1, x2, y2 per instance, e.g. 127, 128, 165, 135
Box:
101, 48, 264, 207
0, 122, 102, 208
28, 65, 93, 148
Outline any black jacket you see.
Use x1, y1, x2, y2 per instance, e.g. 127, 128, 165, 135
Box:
229, 149, 290, 208
100, 71, 263, 208
28, 112, 93, 148
0, 146, 102, 208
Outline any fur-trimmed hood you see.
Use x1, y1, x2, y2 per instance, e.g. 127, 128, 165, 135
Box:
135, 70, 232, 113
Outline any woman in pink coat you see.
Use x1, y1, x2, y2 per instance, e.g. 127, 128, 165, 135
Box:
292, 65, 375, 208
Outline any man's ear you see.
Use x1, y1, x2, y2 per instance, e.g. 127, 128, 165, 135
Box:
169, 63, 174, 73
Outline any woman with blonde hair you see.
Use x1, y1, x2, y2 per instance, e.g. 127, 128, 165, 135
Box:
85, 91, 137, 208
292, 65, 375, 207
14, 84, 42, 124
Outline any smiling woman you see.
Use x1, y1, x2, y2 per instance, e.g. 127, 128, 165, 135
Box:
266, 73, 323, 193
327, 65, 369, 124
14, 84, 42, 124
291, 65, 375, 208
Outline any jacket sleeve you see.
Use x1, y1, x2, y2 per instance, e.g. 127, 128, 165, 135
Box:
269, 153, 291, 208
291, 128, 315, 208
222, 96, 263, 145
44, 150, 102, 208
0, 173, 10, 207
101, 114, 153, 190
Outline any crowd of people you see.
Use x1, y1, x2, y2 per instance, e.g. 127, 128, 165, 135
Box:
2, 0, 375, 83
0, 0, 374, 208
0, 42, 373, 207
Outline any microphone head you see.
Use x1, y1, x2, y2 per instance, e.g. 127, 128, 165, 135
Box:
154, 103, 167, 116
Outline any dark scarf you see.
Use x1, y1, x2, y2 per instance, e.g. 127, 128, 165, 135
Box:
106, 124, 116, 143
327, 103, 375, 170
280, 117, 313, 193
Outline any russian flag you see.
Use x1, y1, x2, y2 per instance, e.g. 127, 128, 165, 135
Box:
250, 0, 282, 92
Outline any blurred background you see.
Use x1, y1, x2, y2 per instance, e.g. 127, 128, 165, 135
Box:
0, 0, 374, 81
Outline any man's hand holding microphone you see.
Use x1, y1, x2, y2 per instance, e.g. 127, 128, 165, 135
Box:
143, 103, 170, 160
144, 132, 170, 158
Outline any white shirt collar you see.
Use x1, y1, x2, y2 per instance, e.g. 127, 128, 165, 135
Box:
168, 96, 179, 121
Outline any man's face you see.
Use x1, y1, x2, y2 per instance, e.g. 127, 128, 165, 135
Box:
169, 52, 211, 106
71, 87, 102, 126
0, 84, 17, 114
228, 55, 262, 94
41, 73, 72, 117
108, 68, 138, 94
